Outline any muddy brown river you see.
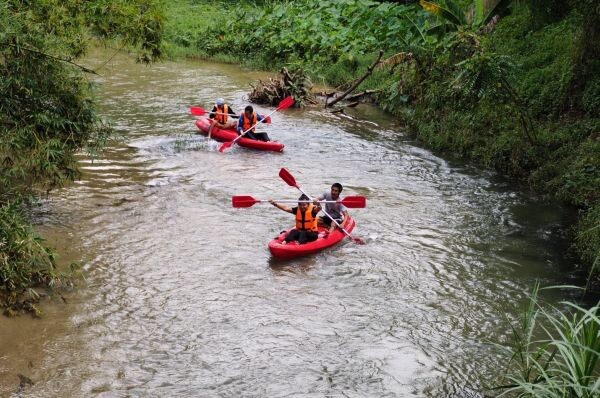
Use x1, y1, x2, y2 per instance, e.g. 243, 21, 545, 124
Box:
0, 51, 582, 397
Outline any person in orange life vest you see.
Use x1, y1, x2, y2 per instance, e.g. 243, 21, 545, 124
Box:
317, 183, 349, 235
237, 105, 270, 141
208, 98, 238, 135
269, 194, 321, 244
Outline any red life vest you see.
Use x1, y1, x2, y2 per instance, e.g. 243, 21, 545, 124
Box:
215, 104, 228, 124
241, 112, 258, 133
295, 204, 318, 232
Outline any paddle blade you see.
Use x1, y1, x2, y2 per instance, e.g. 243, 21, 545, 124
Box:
232, 195, 259, 208
349, 236, 366, 245
264, 116, 272, 124
190, 106, 206, 116
277, 96, 295, 110
340, 196, 366, 208
278, 168, 297, 188
218, 141, 234, 153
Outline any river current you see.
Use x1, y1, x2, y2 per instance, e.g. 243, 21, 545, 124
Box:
0, 51, 580, 397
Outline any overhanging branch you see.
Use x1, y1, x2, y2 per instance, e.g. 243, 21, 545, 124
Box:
0, 42, 98, 75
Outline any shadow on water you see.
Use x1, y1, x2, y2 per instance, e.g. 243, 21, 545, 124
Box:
267, 255, 318, 273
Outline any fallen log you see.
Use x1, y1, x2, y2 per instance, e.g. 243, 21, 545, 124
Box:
345, 89, 381, 102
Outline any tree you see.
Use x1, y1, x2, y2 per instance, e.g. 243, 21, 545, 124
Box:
0, 0, 164, 315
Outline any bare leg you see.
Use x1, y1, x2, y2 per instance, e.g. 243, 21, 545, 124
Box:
207, 120, 217, 136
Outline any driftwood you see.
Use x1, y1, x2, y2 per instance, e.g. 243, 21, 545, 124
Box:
345, 89, 381, 102
248, 67, 316, 107
325, 50, 384, 108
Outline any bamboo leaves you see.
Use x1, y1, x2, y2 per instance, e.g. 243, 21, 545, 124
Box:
1, 0, 165, 315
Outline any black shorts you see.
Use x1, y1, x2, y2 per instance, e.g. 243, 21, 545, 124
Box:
321, 215, 342, 226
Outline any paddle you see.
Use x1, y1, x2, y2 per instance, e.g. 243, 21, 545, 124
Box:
232, 195, 366, 208
190, 106, 272, 123
218, 96, 294, 153
190, 107, 210, 117
278, 168, 366, 244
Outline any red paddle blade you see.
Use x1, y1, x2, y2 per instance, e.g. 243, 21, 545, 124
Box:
278, 168, 297, 187
190, 106, 206, 116
265, 116, 272, 124
340, 196, 366, 208
350, 236, 366, 245
277, 96, 295, 110
218, 141, 234, 153
232, 195, 259, 208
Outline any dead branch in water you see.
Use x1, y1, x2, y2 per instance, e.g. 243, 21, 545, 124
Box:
325, 50, 384, 108
248, 67, 317, 107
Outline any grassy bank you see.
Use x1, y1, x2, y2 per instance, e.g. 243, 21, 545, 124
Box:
164, 0, 599, 276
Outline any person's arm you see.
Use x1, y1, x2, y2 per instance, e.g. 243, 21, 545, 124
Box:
269, 200, 293, 213
257, 113, 271, 123
209, 106, 217, 119
312, 199, 322, 216
228, 107, 239, 118
340, 209, 349, 228
237, 115, 244, 134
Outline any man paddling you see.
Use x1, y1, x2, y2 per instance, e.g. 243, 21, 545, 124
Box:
269, 194, 321, 244
317, 183, 349, 235
237, 105, 271, 141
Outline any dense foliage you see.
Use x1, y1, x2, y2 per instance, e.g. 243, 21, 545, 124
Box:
0, 0, 164, 315
493, 283, 599, 397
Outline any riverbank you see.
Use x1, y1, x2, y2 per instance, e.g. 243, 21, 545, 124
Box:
164, 0, 599, 277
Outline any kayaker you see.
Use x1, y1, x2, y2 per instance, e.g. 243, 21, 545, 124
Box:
208, 98, 238, 136
317, 183, 349, 235
269, 194, 321, 244
237, 105, 271, 141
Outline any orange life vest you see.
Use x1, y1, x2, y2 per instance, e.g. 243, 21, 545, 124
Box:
295, 204, 318, 232
215, 104, 228, 124
241, 112, 258, 133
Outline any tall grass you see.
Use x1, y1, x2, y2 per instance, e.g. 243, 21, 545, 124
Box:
492, 283, 600, 397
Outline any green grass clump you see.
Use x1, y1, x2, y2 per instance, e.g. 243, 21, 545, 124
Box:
493, 283, 600, 397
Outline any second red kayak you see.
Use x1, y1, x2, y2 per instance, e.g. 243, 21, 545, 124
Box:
195, 119, 284, 152
268, 216, 356, 259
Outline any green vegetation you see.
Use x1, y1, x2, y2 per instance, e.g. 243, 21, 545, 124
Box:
164, 0, 599, 278
492, 283, 599, 397
0, 0, 165, 315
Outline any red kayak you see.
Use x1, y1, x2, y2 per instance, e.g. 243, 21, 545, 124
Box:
195, 119, 284, 152
268, 216, 356, 259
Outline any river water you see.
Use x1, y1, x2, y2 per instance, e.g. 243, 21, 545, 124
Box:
0, 52, 581, 397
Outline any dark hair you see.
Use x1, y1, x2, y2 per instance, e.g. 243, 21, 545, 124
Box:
244, 105, 253, 113
298, 194, 309, 201
332, 183, 343, 192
